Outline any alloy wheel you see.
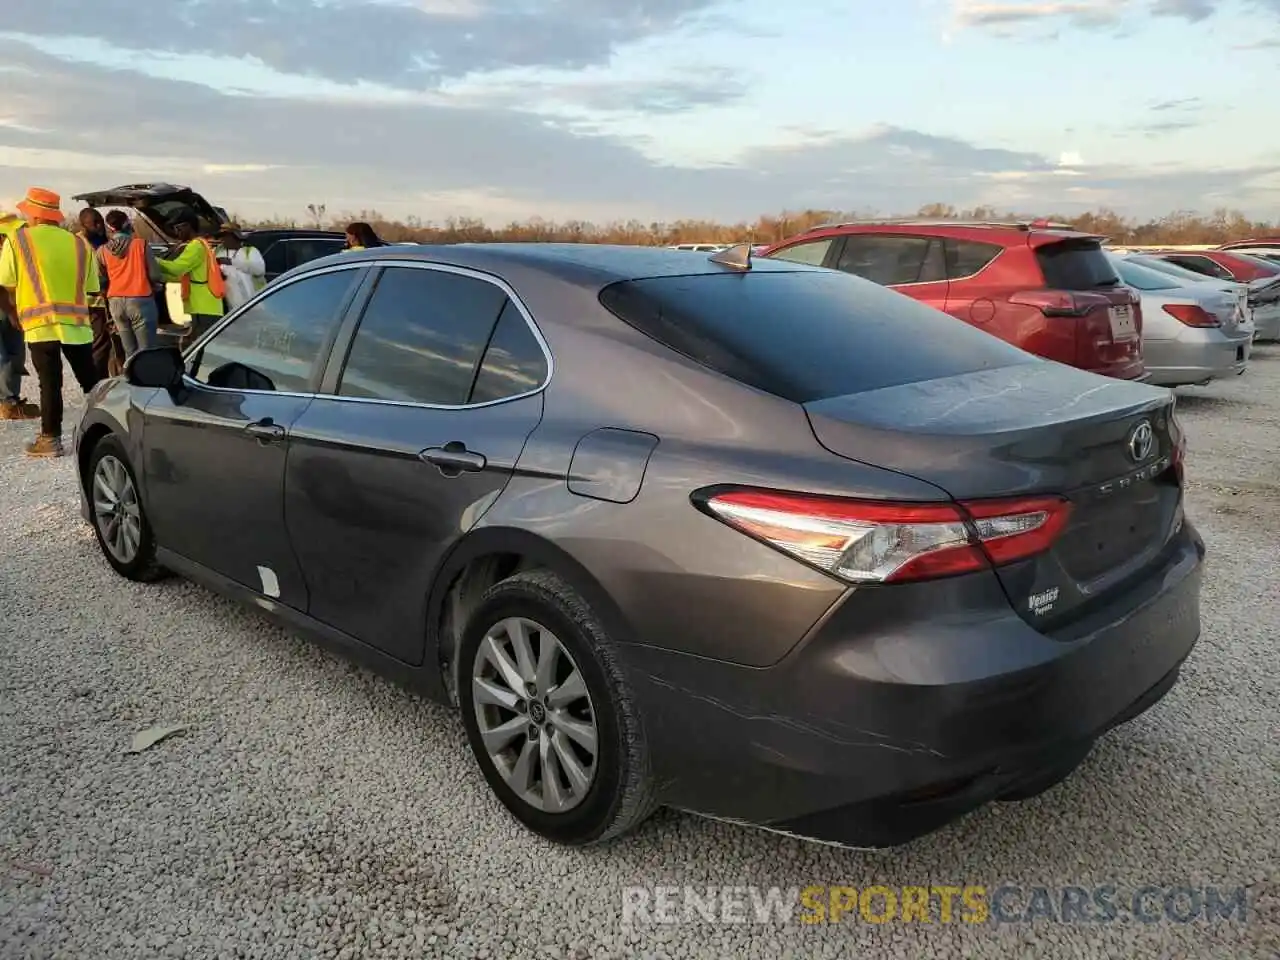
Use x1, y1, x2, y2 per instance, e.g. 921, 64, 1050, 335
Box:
92, 454, 142, 565
471, 616, 599, 813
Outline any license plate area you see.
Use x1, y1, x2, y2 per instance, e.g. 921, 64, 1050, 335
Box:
1108, 304, 1137, 340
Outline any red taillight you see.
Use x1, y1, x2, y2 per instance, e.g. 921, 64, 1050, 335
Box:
697, 489, 1072, 584
1009, 290, 1091, 318
1163, 303, 1220, 328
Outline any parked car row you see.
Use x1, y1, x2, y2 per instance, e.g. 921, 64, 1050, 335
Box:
760, 218, 1277, 387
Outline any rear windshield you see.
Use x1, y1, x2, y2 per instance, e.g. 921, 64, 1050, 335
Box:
1036, 240, 1120, 290
597, 270, 1034, 404
1111, 257, 1180, 291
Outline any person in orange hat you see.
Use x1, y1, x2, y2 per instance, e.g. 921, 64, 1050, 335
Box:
0, 187, 101, 457
0, 212, 40, 421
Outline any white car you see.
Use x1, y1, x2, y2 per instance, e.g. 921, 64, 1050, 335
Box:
1115, 251, 1280, 343
1108, 254, 1252, 387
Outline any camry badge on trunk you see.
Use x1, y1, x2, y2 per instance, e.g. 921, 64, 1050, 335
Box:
1127, 421, 1154, 462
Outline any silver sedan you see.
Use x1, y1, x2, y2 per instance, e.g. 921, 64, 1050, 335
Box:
1109, 254, 1252, 387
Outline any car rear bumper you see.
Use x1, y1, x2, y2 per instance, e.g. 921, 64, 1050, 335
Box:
1143, 329, 1251, 386
615, 521, 1204, 847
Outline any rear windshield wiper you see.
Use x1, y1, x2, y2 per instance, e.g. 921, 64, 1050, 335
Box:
1094, 278, 1121, 287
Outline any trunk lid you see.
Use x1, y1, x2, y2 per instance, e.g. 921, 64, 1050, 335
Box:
72, 183, 227, 242
804, 361, 1185, 630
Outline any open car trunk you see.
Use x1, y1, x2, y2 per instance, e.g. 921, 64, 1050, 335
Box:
74, 183, 231, 329
804, 362, 1185, 631
72, 183, 227, 243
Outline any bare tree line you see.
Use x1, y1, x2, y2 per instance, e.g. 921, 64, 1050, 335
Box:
228, 202, 1277, 246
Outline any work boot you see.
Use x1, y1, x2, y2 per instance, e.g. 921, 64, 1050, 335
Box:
24, 434, 64, 458
0, 399, 39, 420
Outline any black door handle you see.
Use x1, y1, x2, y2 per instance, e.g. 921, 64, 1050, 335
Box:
419, 441, 486, 476
244, 418, 286, 443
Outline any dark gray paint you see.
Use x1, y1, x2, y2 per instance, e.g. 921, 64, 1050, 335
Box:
73, 242, 1204, 848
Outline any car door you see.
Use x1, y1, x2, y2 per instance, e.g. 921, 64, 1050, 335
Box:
283, 262, 549, 664
942, 237, 1005, 325
830, 234, 949, 310
140, 264, 368, 608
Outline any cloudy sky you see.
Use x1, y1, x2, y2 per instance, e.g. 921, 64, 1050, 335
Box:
1, 0, 1277, 225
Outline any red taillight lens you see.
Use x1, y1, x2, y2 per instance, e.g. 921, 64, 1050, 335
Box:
1009, 290, 1091, 317
1163, 303, 1220, 328
697, 489, 1072, 584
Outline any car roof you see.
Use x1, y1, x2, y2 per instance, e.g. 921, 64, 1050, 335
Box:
774, 219, 1103, 249
299, 242, 816, 289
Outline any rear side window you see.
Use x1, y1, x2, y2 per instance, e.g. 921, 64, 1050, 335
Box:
470, 300, 549, 403
598, 270, 1033, 404
834, 236, 946, 285
946, 240, 1002, 279
288, 239, 347, 270
1035, 240, 1121, 290
768, 238, 833, 267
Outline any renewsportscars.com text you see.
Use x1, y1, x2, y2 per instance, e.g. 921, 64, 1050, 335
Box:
620, 884, 1249, 926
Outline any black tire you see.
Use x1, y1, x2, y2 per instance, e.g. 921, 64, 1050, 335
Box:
457, 569, 657, 845
84, 434, 166, 582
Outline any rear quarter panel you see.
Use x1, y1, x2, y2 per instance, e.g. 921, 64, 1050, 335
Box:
472, 266, 952, 667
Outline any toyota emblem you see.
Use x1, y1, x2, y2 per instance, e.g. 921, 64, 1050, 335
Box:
1127, 420, 1154, 462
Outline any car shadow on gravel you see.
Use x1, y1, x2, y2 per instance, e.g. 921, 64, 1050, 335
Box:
1172, 390, 1253, 410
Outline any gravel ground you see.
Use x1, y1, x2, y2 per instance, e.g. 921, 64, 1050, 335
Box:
1, 350, 1278, 960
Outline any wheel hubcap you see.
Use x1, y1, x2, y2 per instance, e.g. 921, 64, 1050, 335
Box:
472, 616, 598, 813
92, 455, 142, 564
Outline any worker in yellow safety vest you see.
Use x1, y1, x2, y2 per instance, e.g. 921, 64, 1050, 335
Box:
0, 188, 102, 457
157, 211, 225, 348
0, 212, 41, 421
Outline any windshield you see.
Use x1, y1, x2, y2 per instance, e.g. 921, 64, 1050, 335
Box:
1035, 240, 1120, 289
1109, 256, 1181, 291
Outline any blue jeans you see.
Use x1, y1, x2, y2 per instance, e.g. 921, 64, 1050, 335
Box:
108, 297, 159, 359
0, 314, 25, 403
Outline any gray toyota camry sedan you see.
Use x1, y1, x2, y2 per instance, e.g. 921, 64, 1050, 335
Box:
73, 243, 1204, 849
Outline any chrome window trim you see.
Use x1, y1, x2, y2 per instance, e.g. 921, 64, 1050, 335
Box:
179, 259, 554, 412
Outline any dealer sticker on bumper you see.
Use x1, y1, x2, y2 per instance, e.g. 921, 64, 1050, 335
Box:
1108, 304, 1138, 340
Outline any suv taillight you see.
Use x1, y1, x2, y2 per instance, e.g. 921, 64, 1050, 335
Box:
1008, 290, 1093, 317
695, 488, 1072, 584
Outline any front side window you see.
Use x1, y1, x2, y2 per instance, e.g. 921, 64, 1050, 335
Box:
336, 266, 509, 406
767, 238, 833, 267
190, 269, 358, 392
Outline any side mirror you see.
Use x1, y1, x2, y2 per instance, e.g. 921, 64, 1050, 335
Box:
125, 346, 186, 391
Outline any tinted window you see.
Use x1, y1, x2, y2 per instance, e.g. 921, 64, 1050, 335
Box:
1035, 240, 1121, 289
1112, 259, 1179, 291
191, 269, 358, 392
947, 240, 1002, 278
1161, 255, 1230, 280
470, 301, 548, 403
835, 236, 945, 285
598, 270, 1032, 404
768, 239, 832, 266
337, 266, 507, 405
1129, 256, 1215, 284
288, 239, 347, 269
260, 242, 288, 278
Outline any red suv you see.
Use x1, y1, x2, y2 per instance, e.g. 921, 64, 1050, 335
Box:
761, 219, 1146, 380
